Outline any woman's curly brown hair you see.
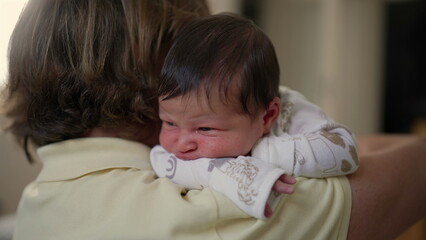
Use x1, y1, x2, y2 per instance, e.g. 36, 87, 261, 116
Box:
2, 0, 209, 161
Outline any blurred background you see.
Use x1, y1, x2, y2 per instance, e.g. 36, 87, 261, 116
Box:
1, 0, 425, 238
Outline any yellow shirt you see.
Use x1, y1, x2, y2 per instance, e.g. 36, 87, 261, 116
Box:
13, 137, 351, 240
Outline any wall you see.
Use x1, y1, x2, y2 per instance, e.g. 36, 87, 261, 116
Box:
0, 116, 41, 215
261, 0, 384, 134
207, 0, 241, 14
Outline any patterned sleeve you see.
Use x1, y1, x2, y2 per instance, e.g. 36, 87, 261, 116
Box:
150, 145, 286, 219
251, 87, 359, 178
209, 156, 286, 219
150, 145, 212, 189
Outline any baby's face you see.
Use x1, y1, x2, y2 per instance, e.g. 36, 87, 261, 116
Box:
158, 92, 266, 160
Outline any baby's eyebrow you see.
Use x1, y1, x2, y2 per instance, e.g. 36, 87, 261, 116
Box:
189, 116, 217, 124
190, 115, 231, 127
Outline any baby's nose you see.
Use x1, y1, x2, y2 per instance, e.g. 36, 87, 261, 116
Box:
177, 135, 197, 153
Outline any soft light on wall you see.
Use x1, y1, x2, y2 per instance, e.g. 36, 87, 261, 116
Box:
0, 0, 28, 89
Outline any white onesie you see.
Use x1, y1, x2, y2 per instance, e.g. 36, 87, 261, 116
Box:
150, 87, 359, 219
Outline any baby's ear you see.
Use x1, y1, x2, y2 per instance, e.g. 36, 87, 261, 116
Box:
262, 97, 281, 134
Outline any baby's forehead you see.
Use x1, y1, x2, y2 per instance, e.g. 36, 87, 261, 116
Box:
159, 77, 261, 117
183, 87, 242, 113
158, 89, 246, 122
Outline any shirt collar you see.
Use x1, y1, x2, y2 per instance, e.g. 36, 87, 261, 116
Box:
36, 137, 152, 182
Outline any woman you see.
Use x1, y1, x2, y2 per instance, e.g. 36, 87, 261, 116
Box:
3, 0, 425, 239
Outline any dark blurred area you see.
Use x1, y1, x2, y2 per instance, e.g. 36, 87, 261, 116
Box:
383, 0, 426, 133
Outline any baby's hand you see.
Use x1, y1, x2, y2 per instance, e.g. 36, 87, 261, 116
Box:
264, 174, 296, 218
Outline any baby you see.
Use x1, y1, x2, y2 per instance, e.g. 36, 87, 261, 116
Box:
150, 13, 359, 219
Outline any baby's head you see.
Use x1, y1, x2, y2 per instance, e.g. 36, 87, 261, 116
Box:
158, 13, 280, 160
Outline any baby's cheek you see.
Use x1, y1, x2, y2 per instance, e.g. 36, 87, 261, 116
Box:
205, 138, 243, 158
233, 135, 258, 156
159, 132, 173, 151
202, 139, 228, 157
158, 131, 166, 145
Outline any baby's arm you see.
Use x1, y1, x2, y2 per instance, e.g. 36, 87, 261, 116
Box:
150, 145, 294, 219
150, 145, 211, 189
252, 87, 359, 178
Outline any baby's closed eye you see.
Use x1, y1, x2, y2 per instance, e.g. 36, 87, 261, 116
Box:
198, 127, 214, 131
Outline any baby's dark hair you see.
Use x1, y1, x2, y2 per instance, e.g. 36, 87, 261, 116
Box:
159, 13, 280, 117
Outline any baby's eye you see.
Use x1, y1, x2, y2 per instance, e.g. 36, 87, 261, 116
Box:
164, 121, 177, 127
198, 127, 213, 131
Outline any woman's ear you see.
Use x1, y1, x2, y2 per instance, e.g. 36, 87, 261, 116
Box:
262, 97, 281, 134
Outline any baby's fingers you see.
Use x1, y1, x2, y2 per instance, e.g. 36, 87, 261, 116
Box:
273, 180, 295, 194
279, 174, 297, 184
264, 204, 273, 218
